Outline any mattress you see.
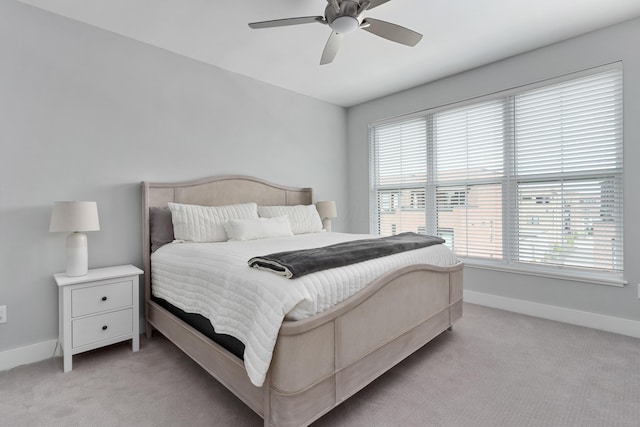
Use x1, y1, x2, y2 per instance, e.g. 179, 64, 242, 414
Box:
152, 296, 245, 359
151, 232, 458, 386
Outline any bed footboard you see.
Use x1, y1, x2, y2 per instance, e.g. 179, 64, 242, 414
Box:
265, 263, 464, 427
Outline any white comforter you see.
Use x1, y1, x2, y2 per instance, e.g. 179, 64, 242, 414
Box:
151, 232, 459, 387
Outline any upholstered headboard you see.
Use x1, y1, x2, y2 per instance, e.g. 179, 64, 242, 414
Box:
141, 175, 313, 309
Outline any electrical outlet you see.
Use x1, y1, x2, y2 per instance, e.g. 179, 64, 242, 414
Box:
0, 305, 6, 324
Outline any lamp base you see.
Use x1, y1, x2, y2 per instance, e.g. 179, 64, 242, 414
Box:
66, 232, 88, 276
322, 218, 332, 232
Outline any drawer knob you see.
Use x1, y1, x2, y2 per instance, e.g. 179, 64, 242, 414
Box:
102, 325, 108, 331
101, 296, 108, 302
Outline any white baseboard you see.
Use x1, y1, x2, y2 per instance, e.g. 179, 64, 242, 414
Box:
2, 301, 636, 372
0, 339, 61, 372
464, 290, 640, 339
0, 317, 146, 372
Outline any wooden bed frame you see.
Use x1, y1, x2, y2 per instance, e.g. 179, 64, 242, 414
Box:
141, 175, 463, 427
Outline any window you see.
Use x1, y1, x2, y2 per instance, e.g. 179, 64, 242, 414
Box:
369, 118, 428, 236
378, 191, 399, 213
437, 188, 469, 211
438, 227, 455, 250
409, 190, 426, 209
370, 65, 623, 283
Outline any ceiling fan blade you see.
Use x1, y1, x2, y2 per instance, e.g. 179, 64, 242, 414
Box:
360, 18, 422, 46
249, 16, 325, 29
367, 0, 391, 9
320, 32, 344, 65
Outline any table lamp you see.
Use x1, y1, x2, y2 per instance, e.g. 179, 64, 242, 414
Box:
316, 201, 337, 232
50, 201, 100, 276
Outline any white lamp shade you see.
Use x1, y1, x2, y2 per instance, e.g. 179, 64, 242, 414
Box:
50, 201, 100, 232
316, 201, 337, 219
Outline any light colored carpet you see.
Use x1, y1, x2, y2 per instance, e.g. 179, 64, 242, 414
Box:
1, 303, 638, 426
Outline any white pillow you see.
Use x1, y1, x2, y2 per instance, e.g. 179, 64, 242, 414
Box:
168, 202, 258, 242
224, 216, 293, 241
257, 205, 323, 234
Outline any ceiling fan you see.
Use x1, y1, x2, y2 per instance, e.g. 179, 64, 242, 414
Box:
248, 0, 423, 65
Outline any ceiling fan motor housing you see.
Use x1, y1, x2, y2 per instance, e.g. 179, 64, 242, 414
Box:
326, 0, 363, 34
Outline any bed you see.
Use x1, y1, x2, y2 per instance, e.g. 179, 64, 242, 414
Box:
142, 175, 463, 427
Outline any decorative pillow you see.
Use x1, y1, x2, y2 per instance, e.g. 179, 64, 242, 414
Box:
168, 202, 258, 242
150, 207, 174, 252
224, 216, 293, 241
257, 205, 323, 235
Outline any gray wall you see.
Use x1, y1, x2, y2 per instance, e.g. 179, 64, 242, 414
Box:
0, 1, 347, 352
347, 17, 640, 321
2, 0, 638, 355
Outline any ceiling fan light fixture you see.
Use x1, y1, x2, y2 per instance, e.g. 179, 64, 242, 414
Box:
330, 16, 360, 34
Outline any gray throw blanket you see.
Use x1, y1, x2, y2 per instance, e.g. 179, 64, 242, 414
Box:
248, 232, 445, 279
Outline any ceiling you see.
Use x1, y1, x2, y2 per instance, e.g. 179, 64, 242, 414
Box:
17, 0, 640, 107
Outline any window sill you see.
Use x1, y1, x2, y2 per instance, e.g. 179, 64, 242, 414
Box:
461, 259, 626, 287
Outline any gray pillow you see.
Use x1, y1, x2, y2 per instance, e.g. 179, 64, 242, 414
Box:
150, 207, 174, 252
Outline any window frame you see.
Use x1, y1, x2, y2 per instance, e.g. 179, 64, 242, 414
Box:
369, 63, 625, 286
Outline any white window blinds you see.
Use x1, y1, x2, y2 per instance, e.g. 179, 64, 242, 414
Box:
370, 65, 623, 281
510, 70, 623, 272
369, 118, 427, 236
433, 100, 505, 259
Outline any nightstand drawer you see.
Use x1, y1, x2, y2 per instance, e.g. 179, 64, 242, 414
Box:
72, 308, 133, 348
71, 280, 132, 317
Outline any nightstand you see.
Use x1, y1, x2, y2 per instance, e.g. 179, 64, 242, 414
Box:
54, 264, 143, 372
